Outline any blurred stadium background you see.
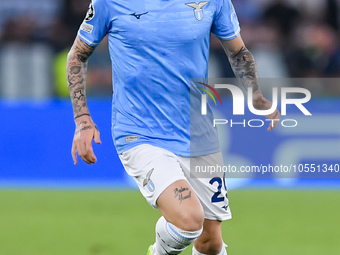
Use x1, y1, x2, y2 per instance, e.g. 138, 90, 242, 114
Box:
0, 0, 339, 254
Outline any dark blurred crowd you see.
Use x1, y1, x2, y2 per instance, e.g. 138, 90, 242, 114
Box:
212, 0, 340, 78
0, 0, 339, 98
0, 0, 88, 52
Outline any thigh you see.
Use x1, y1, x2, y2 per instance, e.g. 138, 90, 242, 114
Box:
177, 152, 232, 221
157, 179, 204, 231
119, 144, 187, 209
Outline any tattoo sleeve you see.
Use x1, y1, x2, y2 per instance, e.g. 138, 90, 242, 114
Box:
67, 37, 96, 119
228, 46, 260, 93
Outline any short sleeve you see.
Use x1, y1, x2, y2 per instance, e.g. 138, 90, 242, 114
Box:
212, 0, 240, 41
77, 0, 110, 46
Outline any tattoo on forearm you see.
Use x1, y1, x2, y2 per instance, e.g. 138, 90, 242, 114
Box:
72, 100, 87, 118
67, 66, 83, 88
73, 89, 84, 100
174, 186, 192, 204
66, 37, 96, 119
229, 46, 260, 93
74, 39, 95, 63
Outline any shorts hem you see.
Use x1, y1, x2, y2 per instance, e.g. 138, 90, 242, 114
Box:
116, 140, 220, 157
204, 214, 232, 222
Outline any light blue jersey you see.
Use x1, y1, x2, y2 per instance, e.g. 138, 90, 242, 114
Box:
78, 0, 240, 156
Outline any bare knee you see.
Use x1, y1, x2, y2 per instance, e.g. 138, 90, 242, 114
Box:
194, 220, 223, 254
196, 238, 223, 254
174, 206, 204, 231
157, 180, 204, 231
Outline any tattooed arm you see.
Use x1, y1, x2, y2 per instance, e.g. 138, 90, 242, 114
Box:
219, 35, 280, 131
67, 36, 95, 118
67, 36, 101, 164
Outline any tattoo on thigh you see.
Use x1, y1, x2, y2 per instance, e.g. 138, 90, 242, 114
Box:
174, 186, 191, 204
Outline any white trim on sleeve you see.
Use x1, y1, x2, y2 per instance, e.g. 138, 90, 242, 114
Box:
77, 32, 100, 46
216, 27, 240, 41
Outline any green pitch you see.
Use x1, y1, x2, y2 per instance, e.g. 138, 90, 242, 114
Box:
0, 190, 339, 255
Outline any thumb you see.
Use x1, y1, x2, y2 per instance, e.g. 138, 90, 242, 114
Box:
94, 128, 102, 144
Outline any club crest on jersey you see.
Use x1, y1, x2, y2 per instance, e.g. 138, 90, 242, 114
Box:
85, 2, 95, 21
185, 1, 209, 21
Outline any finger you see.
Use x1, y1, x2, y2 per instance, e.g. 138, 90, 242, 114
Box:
268, 119, 277, 131
94, 128, 101, 145
81, 156, 93, 165
83, 152, 97, 164
80, 150, 93, 165
77, 140, 93, 164
268, 123, 274, 132
86, 138, 96, 163
268, 111, 280, 131
268, 121, 273, 131
71, 142, 78, 165
83, 140, 97, 164
77, 140, 87, 161
90, 153, 97, 164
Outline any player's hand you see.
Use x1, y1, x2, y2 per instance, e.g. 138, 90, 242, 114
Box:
71, 115, 101, 165
252, 91, 281, 131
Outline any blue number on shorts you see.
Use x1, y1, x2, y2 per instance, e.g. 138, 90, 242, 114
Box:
223, 172, 228, 199
209, 177, 225, 203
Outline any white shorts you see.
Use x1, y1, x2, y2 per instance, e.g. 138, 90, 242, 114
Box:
119, 144, 232, 221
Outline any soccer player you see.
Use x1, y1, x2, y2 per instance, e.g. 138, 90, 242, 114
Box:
66, 0, 280, 254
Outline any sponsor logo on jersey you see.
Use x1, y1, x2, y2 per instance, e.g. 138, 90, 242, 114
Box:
85, 2, 95, 21
80, 22, 93, 34
185, 1, 209, 21
125, 135, 139, 143
130, 11, 149, 19
222, 205, 229, 211
143, 168, 155, 192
